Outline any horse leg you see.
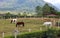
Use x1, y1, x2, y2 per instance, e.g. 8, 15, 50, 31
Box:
23, 23, 24, 27
11, 20, 12, 23
16, 24, 17, 27
14, 20, 15, 23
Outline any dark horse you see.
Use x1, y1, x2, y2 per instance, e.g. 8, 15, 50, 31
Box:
16, 22, 24, 27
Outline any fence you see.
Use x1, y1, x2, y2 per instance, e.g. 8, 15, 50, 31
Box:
0, 26, 57, 38
0, 28, 37, 38
0, 23, 60, 38
0, 27, 60, 38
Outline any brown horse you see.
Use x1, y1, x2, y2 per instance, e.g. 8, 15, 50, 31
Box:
16, 22, 24, 27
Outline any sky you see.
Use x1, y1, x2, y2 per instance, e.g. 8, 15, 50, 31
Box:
44, 0, 60, 10
0, 0, 60, 13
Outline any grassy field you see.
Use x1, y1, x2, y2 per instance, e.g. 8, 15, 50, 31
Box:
0, 18, 59, 38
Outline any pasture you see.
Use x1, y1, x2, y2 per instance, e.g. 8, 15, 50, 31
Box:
0, 18, 59, 38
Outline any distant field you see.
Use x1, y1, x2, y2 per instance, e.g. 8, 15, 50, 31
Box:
0, 18, 59, 38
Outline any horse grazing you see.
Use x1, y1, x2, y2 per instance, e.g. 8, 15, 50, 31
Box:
43, 22, 52, 26
16, 22, 24, 27
11, 19, 17, 23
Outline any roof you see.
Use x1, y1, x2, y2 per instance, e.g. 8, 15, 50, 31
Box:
47, 14, 57, 16
0, 14, 5, 16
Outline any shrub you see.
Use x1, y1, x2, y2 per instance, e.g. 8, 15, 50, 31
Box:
5, 28, 60, 38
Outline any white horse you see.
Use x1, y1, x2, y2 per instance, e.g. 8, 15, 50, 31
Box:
43, 22, 52, 26
11, 19, 17, 23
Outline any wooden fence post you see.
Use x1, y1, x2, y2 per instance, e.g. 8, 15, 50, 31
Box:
14, 29, 19, 38
15, 32, 17, 38
2, 32, 4, 38
29, 29, 31, 32
40, 28, 42, 31
58, 22, 59, 28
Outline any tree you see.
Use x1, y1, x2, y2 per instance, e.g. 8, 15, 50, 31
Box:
50, 7, 57, 14
42, 3, 57, 16
42, 3, 51, 16
23, 12, 27, 18
5, 12, 11, 19
17, 13, 21, 17
56, 12, 60, 15
35, 6, 43, 17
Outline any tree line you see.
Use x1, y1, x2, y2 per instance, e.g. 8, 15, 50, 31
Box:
0, 3, 60, 19
35, 3, 60, 17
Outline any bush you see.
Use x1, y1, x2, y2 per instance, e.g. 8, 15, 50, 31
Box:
5, 28, 60, 38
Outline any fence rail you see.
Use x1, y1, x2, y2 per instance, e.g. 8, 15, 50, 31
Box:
0, 26, 59, 38
0, 28, 35, 38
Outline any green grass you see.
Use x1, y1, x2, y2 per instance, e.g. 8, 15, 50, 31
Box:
0, 18, 58, 38
5, 28, 59, 38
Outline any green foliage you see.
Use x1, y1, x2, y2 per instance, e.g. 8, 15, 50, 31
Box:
5, 28, 60, 38
56, 12, 60, 15
42, 3, 51, 16
42, 3, 57, 16
42, 28, 57, 38
5, 36, 14, 38
4, 12, 18, 19
5, 12, 12, 19
35, 6, 43, 17
23, 12, 27, 18
50, 7, 57, 14
17, 13, 21, 17
23, 12, 27, 16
